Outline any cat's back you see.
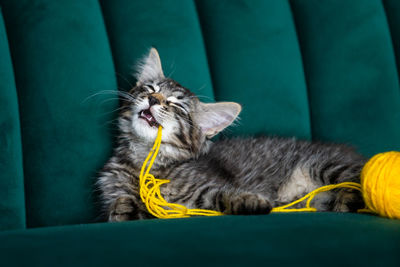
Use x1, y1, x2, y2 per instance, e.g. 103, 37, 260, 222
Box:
209, 136, 362, 163
208, 136, 306, 166
202, 136, 364, 184
198, 136, 300, 183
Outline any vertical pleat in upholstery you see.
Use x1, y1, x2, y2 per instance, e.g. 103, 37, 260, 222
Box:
195, 0, 311, 139
383, 0, 400, 81
99, 0, 214, 100
0, 0, 118, 227
0, 9, 25, 230
290, 0, 400, 157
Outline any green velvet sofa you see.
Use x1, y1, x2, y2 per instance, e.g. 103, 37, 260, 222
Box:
1, 0, 400, 266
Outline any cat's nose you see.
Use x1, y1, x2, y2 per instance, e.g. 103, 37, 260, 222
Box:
148, 95, 160, 106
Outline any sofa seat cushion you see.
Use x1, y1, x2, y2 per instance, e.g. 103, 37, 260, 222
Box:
0, 214, 399, 266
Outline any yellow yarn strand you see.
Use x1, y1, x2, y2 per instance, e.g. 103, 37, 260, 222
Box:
139, 126, 223, 218
140, 127, 400, 219
271, 182, 363, 212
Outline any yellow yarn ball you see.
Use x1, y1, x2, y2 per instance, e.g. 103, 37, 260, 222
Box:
361, 151, 400, 219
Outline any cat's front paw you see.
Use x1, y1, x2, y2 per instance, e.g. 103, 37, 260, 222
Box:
333, 189, 364, 212
224, 192, 272, 215
109, 196, 138, 222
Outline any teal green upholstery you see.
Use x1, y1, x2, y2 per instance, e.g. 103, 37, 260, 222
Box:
100, 0, 214, 99
384, 0, 400, 78
0, 10, 25, 230
0, 0, 118, 227
195, 0, 311, 139
0, 214, 399, 267
0, 0, 399, 266
291, 0, 400, 157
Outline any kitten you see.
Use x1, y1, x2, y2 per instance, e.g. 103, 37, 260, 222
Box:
98, 48, 365, 221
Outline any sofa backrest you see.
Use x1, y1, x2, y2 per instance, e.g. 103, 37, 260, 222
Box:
0, 0, 399, 230
0, 10, 25, 231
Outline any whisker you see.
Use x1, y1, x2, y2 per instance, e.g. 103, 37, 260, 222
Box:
100, 118, 121, 128
99, 97, 123, 105
98, 105, 128, 116
116, 72, 135, 89
187, 95, 214, 102
82, 90, 136, 105
82, 90, 118, 104
166, 60, 176, 78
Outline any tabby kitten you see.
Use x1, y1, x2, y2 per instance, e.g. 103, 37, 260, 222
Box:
98, 48, 365, 221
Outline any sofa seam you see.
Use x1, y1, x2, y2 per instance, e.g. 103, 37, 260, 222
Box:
287, 0, 313, 141
0, 6, 28, 230
192, 0, 217, 102
381, 0, 400, 93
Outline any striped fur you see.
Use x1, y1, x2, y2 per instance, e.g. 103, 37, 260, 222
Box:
97, 49, 366, 221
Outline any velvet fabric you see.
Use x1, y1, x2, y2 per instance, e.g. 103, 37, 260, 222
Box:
0, 0, 118, 227
195, 0, 311, 139
0, 0, 399, 265
291, 0, 400, 157
0, 214, 399, 266
384, 0, 400, 79
0, 10, 25, 230
100, 0, 215, 100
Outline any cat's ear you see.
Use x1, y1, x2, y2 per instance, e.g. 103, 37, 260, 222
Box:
135, 48, 165, 84
196, 102, 242, 138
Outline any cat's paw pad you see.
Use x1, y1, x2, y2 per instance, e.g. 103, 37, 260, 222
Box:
109, 196, 138, 222
228, 193, 272, 215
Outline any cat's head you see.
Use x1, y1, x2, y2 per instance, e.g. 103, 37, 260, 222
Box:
119, 48, 241, 160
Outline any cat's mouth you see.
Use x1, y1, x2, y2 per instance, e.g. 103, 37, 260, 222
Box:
139, 108, 160, 128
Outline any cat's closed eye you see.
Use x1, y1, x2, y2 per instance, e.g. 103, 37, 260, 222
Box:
167, 95, 184, 103
143, 84, 155, 93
